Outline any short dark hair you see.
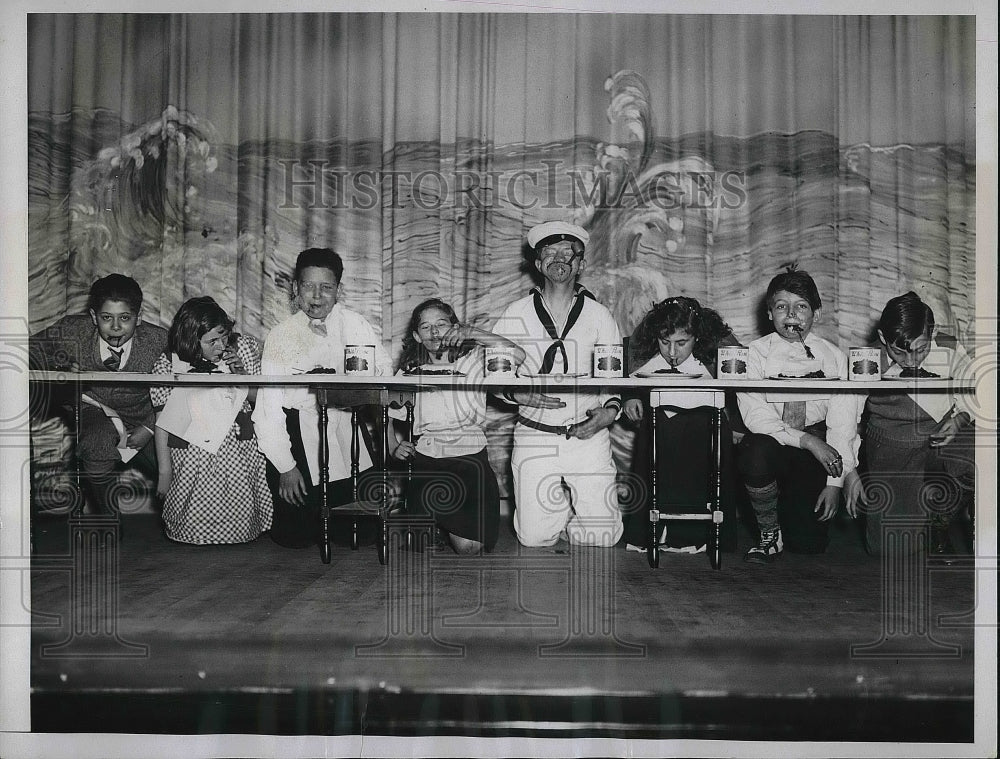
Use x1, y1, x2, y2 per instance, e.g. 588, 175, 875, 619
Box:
294, 248, 344, 284
168, 296, 235, 364
878, 291, 935, 351
87, 274, 143, 314
765, 268, 822, 311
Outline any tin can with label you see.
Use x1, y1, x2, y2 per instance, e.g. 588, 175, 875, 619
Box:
717, 347, 749, 378
849, 347, 881, 382
484, 345, 518, 377
593, 344, 624, 378
344, 345, 376, 376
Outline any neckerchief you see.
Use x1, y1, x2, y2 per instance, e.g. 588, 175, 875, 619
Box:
531, 286, 595, 374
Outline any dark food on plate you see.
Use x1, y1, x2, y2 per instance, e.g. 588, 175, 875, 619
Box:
778, 370, 826, 379
305, 367, 338, 374
650, 367, 681, 374
404, 367, 465, 375
899, 366, 940, 379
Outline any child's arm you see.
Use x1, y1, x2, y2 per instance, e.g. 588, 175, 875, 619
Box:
437, 323, 526, 366
154, 423, 171, 500
387, 420, 416, 461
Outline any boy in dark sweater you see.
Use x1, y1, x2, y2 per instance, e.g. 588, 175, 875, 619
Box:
30, 274, 168, 519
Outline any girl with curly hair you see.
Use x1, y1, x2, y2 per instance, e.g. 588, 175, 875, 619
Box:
622, 296, 743, 555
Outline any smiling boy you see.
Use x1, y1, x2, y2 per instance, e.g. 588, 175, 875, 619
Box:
30, 274, 169, 522
735, 268, 864, 563
252, 247, 392, 548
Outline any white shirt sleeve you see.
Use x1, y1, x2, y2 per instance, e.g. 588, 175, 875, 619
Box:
823, 391, 864, 487
252, 334, 298, 474
737, 337, 805, 448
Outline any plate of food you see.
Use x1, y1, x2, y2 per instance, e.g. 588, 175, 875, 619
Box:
518, 372, 589, 379
403, 365, 467, 376
896, 367, 945, 379
632, 370, 704, 379
767, 371, 839, 380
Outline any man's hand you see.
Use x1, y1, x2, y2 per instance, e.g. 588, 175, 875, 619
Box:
279, 467, 309, 507
814, 484, 842, 521
801, 434, 844, 478
842, 469, 864, 518
623, 399, 644, 423
507, 391, 566, 409
126, 425, 154, 450
570, 406, 618, 440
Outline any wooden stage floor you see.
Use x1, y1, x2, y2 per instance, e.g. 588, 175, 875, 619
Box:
29, 511, 976, 743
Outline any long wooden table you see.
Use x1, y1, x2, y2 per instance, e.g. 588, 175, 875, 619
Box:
29, 371, 976, 565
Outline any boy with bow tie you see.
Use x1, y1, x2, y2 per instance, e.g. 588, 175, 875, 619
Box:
252, 247, 392, 548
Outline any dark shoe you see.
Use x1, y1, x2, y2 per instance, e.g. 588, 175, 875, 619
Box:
744, 528, 783, 564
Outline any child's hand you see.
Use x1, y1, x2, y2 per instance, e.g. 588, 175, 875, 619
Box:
156, 467, 172, 501
126, 426, 153, 450
222, 349, 246, 375
803, 435, 843, 478
392, 440, 416, 460
623, 399, 644, 423
842, 469, 864, 518
437, 324, 474, 352
814, 484, 842, 521
279, 467, 309, 507
929, 415, 963, 447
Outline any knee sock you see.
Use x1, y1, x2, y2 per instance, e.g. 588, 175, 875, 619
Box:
746, 481, 779, 534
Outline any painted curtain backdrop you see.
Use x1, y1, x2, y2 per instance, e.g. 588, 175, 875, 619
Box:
27, 14, 976, 501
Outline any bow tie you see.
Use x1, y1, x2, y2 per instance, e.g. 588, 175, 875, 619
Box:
308, 318, 328, 337
189, 359, 222, 374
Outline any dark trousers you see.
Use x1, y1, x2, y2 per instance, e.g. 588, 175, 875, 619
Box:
623, 406, 739, 551
736, 432, 830, 553
265, 408, 380, 549
77, 407, 157, 517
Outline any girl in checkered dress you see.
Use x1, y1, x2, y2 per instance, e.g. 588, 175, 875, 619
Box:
151, 297, 273, 544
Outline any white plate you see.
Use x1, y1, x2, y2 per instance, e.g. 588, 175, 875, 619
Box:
518, 372, 589, 379
767, 374, 840, 381
632, 371, 703, 379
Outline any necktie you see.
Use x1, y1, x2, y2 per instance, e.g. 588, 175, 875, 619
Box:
104, 347, 123, 371
782, 400, 807, 431
532, 287, 595, 374
308, 318, 328, 337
